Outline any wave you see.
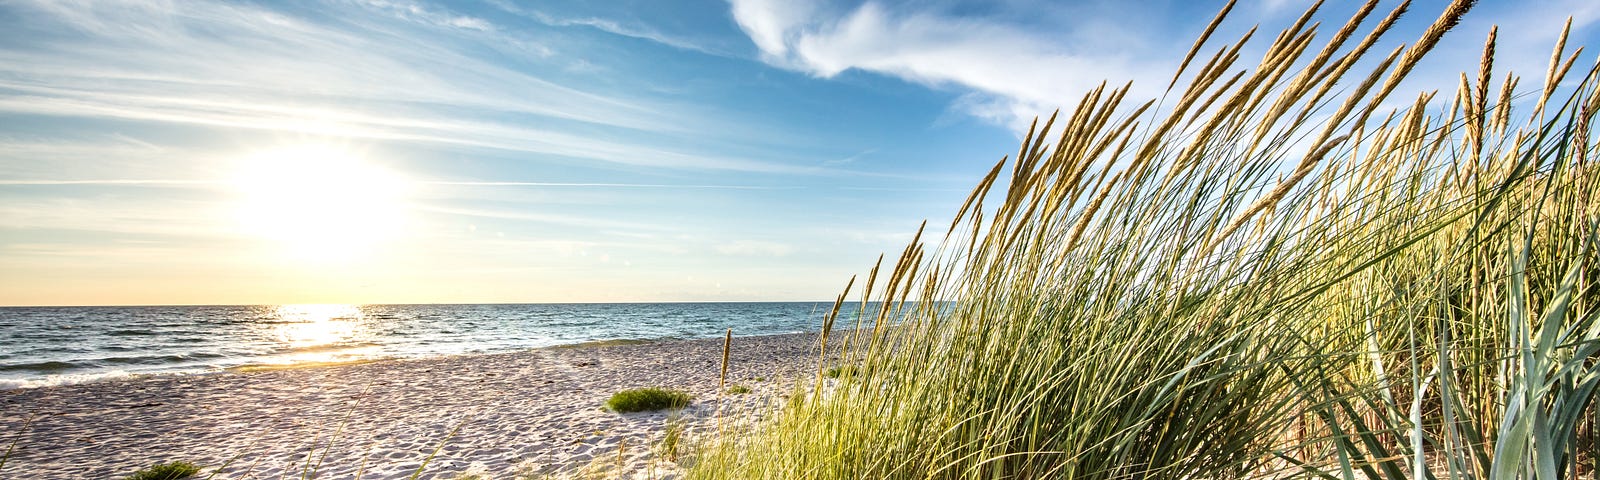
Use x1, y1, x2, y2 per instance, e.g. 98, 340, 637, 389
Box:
108, 329, 158, 336
0, 369, 139, 389
0, 360, 88, 372
98, 354, 195, 365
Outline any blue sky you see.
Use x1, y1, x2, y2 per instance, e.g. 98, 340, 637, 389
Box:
0, 0, 1595, 306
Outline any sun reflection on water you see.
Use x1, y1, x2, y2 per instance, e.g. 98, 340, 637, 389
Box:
272, 304, 362, 349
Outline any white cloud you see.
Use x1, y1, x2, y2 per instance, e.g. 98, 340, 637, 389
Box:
729, 0, 821, 59
725, 1, 1600, 133
727, 0, 1166, 130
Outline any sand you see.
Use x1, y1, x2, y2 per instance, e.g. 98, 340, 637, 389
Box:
0, 332, 825, 479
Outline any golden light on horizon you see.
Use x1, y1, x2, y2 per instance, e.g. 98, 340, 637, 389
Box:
231, 144, 411, 261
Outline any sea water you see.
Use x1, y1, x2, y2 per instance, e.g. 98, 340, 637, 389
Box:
0, 302, 855, 389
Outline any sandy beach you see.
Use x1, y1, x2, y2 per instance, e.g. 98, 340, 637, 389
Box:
0, 332, 824, 479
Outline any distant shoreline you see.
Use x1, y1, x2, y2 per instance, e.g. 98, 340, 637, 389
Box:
0, 302, 847, 390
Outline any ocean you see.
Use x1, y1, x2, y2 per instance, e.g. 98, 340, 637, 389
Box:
0, 302, 852, 389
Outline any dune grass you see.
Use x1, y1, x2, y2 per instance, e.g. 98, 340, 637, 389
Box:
658, 416, 688, 462
689, 0, 1598, 478
606, 387, 693, 413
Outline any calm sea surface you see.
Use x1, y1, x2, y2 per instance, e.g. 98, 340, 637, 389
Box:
0, 302, 850, 389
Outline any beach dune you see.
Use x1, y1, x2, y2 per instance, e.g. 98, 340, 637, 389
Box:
0, 333, 821, 479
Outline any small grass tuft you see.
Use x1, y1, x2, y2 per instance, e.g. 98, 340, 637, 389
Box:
124, 461, 201, 480
657, 416, 687, 462
605, 387, 691, 413
725, 384, 752, 394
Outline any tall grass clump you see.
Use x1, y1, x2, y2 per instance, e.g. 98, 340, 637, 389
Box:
125, 461, 201, 480
606, 387, 692, 413
691, 0, 1598, 478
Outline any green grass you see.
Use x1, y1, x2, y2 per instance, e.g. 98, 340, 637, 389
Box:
604, 387, 692, 413
124, 461, 200, 480
688, 1, 1599, 478
726, 384, 753, 394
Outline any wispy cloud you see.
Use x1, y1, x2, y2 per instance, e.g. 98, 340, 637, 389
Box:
822, 148, 875, 166
0, 0, 814, 174
484, 0, 738, 57
0, 80, 821, 174
0, 195, 236, 238
0, 0, 651, 125
351, 0, 496, 31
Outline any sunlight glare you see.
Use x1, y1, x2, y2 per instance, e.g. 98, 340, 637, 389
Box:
232, 144, 410, 261
272, 304, 362, 349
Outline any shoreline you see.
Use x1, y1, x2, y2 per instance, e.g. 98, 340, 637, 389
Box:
0, 332, 827, 479
0, 330, 822, 391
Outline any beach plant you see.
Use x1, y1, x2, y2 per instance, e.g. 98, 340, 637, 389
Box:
605, 387, 692, 413
689, 0, 1599, 478
658, 416, 688, 462
727, 384, 753, 395
124, 461, 201, 480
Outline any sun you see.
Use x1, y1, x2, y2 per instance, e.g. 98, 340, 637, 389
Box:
231, 144, 410, 261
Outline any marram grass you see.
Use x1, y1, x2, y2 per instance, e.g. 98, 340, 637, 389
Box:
690, 1, 1598, 479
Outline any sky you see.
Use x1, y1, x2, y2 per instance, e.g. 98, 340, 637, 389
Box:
0, 0, 1596, 306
